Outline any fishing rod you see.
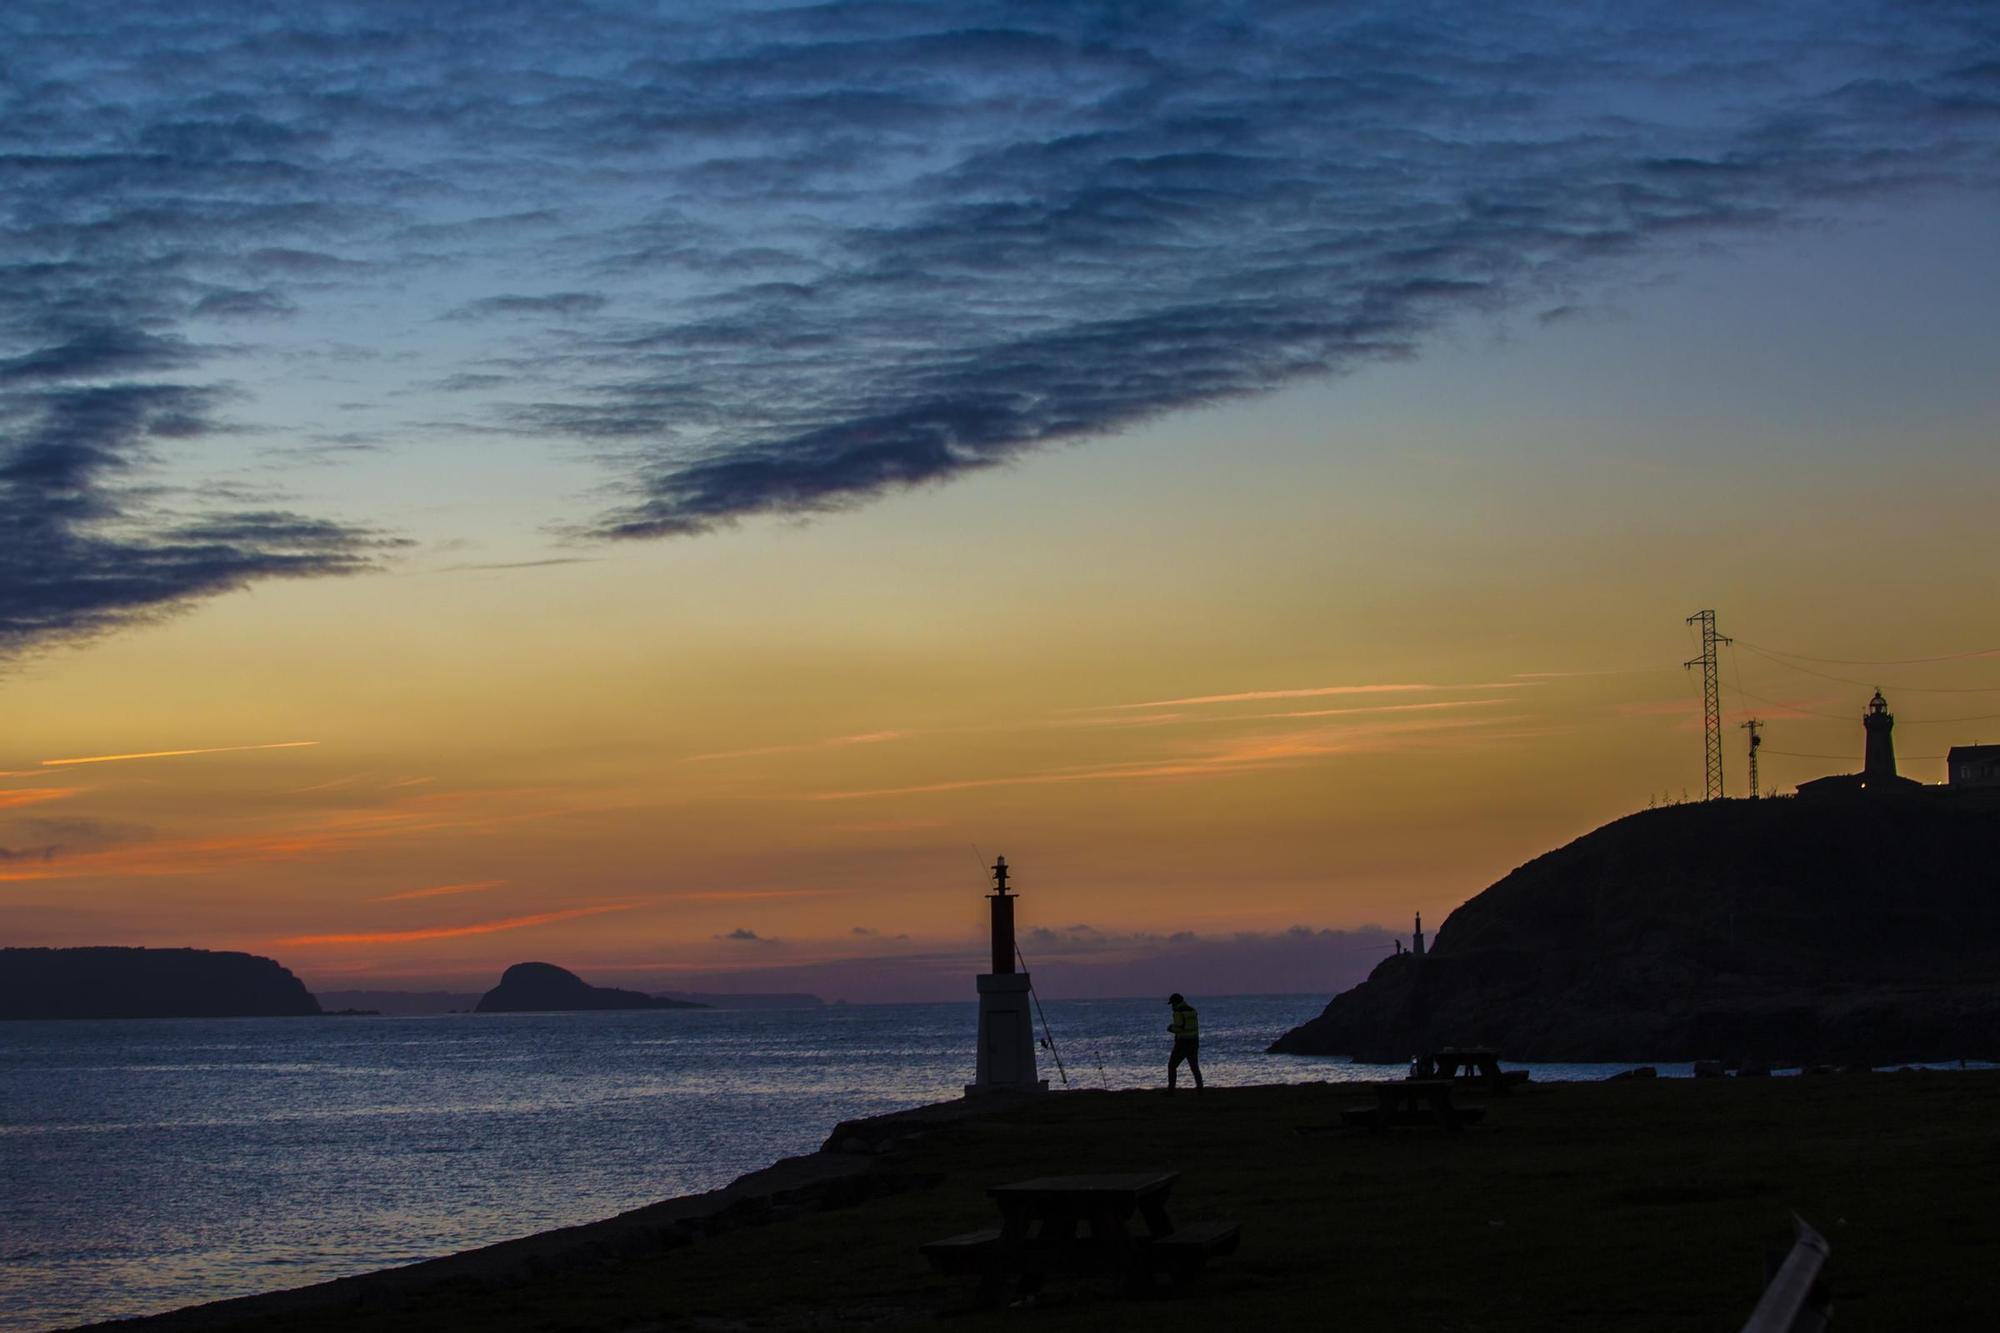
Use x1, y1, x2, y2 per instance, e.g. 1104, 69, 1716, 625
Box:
1015, 940, 1070, 1089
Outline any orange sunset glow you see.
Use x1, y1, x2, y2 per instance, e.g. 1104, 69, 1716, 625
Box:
2, 0, 1996, 1006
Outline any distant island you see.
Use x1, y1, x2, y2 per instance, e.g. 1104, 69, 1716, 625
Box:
1272, 795, 2000, 1066
475, 962, 708, 1013
0, 947, 321, 1020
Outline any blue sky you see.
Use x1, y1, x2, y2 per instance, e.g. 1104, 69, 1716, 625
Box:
5, 0, 1997, 652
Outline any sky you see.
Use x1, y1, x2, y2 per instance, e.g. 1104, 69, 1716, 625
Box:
2, 1, 1997, 1002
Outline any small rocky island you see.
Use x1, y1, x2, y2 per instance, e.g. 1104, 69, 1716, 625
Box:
475, 961, 707, 1013
0, 947, 322, 1020
1272, 795, 2000, 1066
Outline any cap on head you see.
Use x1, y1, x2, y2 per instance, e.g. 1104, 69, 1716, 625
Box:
1168, 993, 1184, 1005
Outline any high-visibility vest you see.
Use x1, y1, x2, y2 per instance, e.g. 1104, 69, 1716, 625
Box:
1171, 1004, 1199, 1039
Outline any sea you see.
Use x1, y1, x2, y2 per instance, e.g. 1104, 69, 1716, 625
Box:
2, 995, 1682, 1332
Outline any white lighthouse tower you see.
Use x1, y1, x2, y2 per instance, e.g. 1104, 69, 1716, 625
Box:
965, 855, 1047, 1096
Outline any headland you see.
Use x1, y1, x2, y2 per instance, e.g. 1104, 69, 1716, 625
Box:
0, 947, 320, 1020
1274, 796, 2000, 1065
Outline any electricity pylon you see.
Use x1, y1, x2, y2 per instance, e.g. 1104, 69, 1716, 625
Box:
1685, 610, 1731, 801
1740, 717, 1763, 799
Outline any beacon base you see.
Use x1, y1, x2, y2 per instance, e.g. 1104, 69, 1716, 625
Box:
964, 971, 1047, 1096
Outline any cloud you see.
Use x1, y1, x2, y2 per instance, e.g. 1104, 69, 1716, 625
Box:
691, 729, 909, 762
0, 385, 403, 657
0, 816, 150, 864
638, 923, 1402, 1003
680, 888, 832, 902
716, 926, 777, 943
1097, 683, 1525, 711
39, 740, 317, 768
0, 785, 598, 883
805, 709, 1522, 801
192, 288, 297, 320
442, 293, 608, 322
276, 903, 637, 947
0, 788, 80, 810
429, 557, 600, 573
2, 0, 1996, 655
375, 879, 507, 902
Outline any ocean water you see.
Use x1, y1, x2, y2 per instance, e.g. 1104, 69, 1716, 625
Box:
2, 995, 1664, 1331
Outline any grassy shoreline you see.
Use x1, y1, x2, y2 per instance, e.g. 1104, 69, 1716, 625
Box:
86, 1071, 1998, 1331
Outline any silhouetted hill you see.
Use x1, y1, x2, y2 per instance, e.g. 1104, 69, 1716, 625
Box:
0, 947, 321, 1020
1271, 797, 2000, 1065
475, 962, 707, 1013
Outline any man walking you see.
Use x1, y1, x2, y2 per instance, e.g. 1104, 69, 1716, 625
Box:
1166, 993, 1203, 1092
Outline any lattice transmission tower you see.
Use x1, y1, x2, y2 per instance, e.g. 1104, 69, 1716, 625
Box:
1684, 610, 1731, 801
1740, 717, 1763, 799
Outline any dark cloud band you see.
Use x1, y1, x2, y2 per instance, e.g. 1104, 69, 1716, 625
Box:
2, 0, 1995, 649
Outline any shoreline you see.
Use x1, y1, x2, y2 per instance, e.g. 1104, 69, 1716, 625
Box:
71, 1068, 2000, 1331
75, 1092, 1026, 1333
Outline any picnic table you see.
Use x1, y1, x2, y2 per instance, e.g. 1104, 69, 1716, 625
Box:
1336, 1078, 1486, 1132
1415, 1046, 1530, 1093
921, 1171, 1239, 1299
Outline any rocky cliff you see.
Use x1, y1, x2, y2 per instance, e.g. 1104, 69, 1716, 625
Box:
475, 962, 706, 1013
0, 947, 322, 1019
1271, 796, 2000, 1065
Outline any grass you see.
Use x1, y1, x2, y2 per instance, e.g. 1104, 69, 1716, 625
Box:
120, 1070, 2000, 1331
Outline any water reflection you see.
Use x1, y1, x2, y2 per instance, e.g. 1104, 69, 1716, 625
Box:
1, 996, 1677, 1329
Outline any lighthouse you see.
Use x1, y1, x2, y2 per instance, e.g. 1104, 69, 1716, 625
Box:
965, 855, 1047, 1096
1863, 689, 1898, 786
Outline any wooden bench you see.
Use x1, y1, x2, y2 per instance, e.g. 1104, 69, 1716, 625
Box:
920, 1226, 1001, 1275
921, 1173, 1241, 1300
1331, 1081, 1490, 1132
1142, 1219, 1242, 1277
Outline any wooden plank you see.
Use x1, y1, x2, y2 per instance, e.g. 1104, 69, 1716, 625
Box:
1152, 1219, 1241, 1256
989, 1172, 1178, 1197
1740, 1216, 1831, 1333
919, 1227, 1002, 1275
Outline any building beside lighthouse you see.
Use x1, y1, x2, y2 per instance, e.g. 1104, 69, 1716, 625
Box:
965, 856, 1047, 1096
1947, 745, 2000, 791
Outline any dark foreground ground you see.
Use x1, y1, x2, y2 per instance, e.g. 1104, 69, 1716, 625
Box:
91, 1071, 1999, 1332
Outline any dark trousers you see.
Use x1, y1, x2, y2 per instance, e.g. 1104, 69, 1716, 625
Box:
1168, 1037, 1203, 1089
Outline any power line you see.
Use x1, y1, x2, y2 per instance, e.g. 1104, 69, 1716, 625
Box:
1735, 639, 2000, 667
1731, 685, 1853, 721
1731, 684, 2000, 726
1738, 644, 2000, 694
1763, 747, 1947, 762
1727, 641, 1750, 723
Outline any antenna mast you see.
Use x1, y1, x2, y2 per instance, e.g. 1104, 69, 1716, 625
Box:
1684, 610, 1731, 801
1740, 717, 1763, 799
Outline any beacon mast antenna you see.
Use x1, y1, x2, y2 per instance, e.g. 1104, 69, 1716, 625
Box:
1685, 610, 1731, 801
1741, 717, 1763, 799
